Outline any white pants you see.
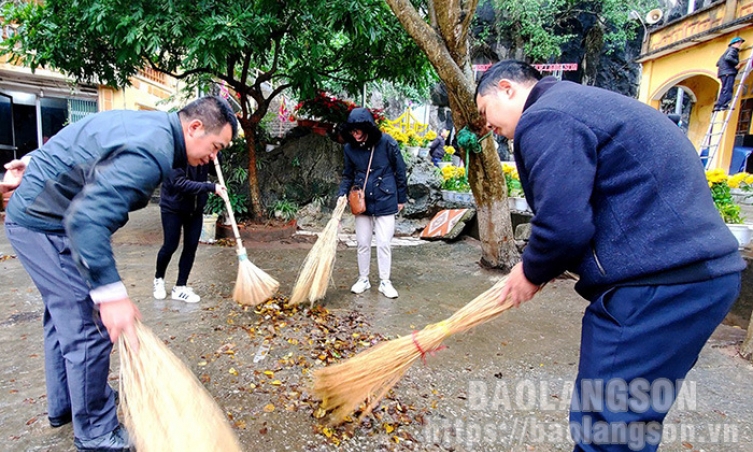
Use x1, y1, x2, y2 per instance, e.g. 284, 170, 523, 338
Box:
354, 214, 395, 281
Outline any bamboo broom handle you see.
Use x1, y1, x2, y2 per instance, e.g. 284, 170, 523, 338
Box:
212, 157, 245, 254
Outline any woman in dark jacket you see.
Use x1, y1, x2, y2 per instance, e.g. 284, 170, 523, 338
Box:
153, 164, 226, 302
338, 108, 407, 298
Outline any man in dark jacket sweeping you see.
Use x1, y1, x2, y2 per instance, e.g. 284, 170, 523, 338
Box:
713, 36, 745, 111
1, 96, 237, 451
475, 61, 745, 451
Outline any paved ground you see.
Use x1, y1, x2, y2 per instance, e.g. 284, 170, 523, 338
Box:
1, 204, 752, 451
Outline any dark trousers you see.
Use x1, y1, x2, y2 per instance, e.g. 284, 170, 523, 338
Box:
570, 272, 741, 452
155, 209, 203, 286
714, 74, 736, 110
5, 223, 118, 441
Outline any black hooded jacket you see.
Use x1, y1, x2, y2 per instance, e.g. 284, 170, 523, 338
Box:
159, 164, 216, 215
337, 108, 407, 216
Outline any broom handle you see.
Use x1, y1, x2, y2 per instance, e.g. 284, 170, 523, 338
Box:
212, 157, 245, 254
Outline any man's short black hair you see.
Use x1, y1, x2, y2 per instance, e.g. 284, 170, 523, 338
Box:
475, 61, 543, 98
179, 96, 239, 139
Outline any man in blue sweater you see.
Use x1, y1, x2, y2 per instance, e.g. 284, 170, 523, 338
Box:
1, 96, 237, 451
476, 60, 745, 451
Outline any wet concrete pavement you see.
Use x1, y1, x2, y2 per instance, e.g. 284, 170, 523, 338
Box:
1, 203, 752, 451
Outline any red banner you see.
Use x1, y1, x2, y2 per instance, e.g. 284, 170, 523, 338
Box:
472, 63, 578, 72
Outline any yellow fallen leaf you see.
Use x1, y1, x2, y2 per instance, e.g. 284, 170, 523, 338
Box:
322, 427, 334, 438
271, 380, 282, 386
313, 408, 327, 419
263, 403, 275, 412
229, 368, 238, 376
263, 370, 274, 378
384, 423, 395, 434
197, 361, 207, 367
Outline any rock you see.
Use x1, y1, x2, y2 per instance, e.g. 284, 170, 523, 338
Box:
514, 223, 531, 241
257, 134, 448, 225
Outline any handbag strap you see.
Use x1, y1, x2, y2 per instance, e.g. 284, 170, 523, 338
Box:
362, 145, 375, 190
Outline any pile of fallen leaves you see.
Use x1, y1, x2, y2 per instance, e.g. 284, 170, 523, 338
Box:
192, 297, 441, 447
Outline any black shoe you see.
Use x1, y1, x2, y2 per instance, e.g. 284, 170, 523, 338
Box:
49, 412, 72, 428
73, 424, 130, 452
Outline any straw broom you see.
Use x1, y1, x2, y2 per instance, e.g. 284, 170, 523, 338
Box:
118, 321, 242, 452
312, 276, 517, 425
289, 195, 348, 306
213, 157, 279, 306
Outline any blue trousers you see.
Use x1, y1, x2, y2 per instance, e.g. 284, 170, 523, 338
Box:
714, 74, 736, 110
570, 273, 741, 451
5, 223, 118, 441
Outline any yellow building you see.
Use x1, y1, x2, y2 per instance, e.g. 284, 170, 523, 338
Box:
636, 0, 753, 171
0, 23, 182, 167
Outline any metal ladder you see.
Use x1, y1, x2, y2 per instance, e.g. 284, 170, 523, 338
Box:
700, 55, 753, 169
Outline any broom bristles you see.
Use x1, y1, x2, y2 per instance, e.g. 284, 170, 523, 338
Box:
233, 251, 280, 306
119, 321, 242, 452
290, 196, 348, 305
312, 276, 514, 425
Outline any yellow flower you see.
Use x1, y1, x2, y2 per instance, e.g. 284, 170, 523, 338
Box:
728, 172, 747, 188
705, 169, 727, 185
745, 174, 753, 185
441, 165, 455, 180
454, 167, 466, 178
502, 163, 514, 174
443, 145, 455, 155
425, 130, 437, 141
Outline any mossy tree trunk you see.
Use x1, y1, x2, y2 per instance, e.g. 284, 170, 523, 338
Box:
384, 0, 519, 269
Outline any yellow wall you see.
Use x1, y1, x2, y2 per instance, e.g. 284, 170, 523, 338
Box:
637, 4, 753, 171
103, 70, 183, 112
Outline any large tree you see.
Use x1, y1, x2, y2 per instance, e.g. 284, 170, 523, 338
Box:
2, 0, 432, 220
487, 0, 659, 83
385, 0, 518, 269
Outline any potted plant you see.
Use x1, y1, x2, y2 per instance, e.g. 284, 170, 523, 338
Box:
440, 165, 473, 204
437, 146, 455, 169
418, 130, 437, 158
503, 163, 530, 212
707, 169, 750, 248
728, 171, 753, 205
267, 198, 299, 222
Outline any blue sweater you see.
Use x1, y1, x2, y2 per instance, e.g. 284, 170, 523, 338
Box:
513, 77, 745, 299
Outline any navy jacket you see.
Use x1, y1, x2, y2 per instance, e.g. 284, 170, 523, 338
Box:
513, 77, 745, 299
338, 108, 407, 216
6, 110, 185, 290
429, 137, 446, 160
717, 46, 740, 76
160, 165, 215, 215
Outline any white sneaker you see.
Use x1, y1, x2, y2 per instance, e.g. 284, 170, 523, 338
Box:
153, 278, 166, 300
379, 280, 398, 299
350, 277, 371, 294
171, 286, 200, 303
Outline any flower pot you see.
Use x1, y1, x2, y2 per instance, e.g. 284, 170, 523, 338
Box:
727, 223, 752, 249
437, 162, 452, 170
407, 146, 420, 158
731, 188, 753, 205
418, 147, 430, 158
441, 190, 456, 203
455, 192, 474, 204
199, 214, 218, 243
510, 197, 530, 212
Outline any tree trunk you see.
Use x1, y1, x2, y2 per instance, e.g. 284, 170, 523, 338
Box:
385, 0, 519, 270
741, 313, 753, 361
241, 121, 265, 222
